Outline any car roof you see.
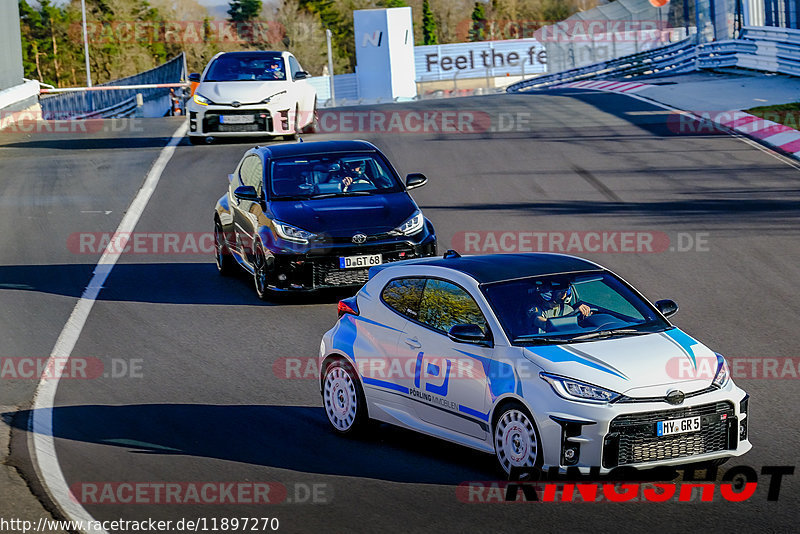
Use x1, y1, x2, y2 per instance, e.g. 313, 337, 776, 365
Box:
254, 140, 379, 159
372, 253, 604, 284
217, 50, 286, 57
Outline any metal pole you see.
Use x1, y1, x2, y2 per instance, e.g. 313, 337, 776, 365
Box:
80, 0, 92, 87
325, 29, 335, 107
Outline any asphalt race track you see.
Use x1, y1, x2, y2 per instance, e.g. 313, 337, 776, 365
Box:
2, 90, 799, 533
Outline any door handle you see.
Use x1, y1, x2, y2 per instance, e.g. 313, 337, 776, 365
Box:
404, 338, 421, 349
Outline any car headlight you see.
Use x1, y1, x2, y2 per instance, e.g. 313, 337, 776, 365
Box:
193, 93, 211, 106
540, 372, 621, 404
390, 210, 424, 236
712, 353, 730, 388
274, 221, 316, 244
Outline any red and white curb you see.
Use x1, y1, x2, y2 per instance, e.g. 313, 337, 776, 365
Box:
711, 111, 800, 157
554, 80, 653, 93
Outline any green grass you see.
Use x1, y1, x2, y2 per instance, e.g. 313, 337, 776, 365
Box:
745, 102, 800, 129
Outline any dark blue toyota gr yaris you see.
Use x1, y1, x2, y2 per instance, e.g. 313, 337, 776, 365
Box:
213, 140, 437, 299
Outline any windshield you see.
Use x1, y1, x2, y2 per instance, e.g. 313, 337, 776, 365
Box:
204, 54, 286, 82
269, 153, 404, 199
482, 272, 669, 344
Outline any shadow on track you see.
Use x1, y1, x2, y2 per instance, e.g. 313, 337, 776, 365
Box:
0, 263, 351, 305
4, 404, 497, 485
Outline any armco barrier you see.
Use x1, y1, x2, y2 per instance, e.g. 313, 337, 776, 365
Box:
39, 54, 185, 119
507, 26, 800, 94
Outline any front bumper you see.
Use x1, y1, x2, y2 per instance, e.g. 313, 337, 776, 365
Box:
187, 102, 294, 137
263, 234, 437, 291
532, 383, 751, 474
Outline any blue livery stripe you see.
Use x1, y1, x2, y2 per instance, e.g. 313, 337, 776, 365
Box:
663, 328, 698, 369
362, 377, 409, 394
458, 404, 490, 422
526, 344, 629, 380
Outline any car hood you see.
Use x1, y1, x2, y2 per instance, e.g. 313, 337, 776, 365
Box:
522, 327, 717, 397
197, 81, 294, 105
268, 193, 418, 236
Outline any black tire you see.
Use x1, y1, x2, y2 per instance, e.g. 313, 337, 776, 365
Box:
253, 242, 272, 300
189, 136, 204, 145
301, 100, 318, 134
493, 401, 542, 477
214, 219, 236, 276
322, 359, 368, 435
283, 105, 300, 141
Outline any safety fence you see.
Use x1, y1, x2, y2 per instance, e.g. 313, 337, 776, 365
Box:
39, 54, 185, 119
507, 25, 800, 92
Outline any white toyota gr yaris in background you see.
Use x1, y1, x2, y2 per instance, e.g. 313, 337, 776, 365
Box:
318, 251, 751, 475
187, 50, 317, 144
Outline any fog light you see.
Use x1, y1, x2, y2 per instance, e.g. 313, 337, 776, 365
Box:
740, 421, 747, 440
564, 448, 576, 460
278, 274, 287, 281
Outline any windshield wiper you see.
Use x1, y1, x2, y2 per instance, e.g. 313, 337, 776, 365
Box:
571, 329, 650, 341
309, 191, 371, 199
513, 335, 577, 345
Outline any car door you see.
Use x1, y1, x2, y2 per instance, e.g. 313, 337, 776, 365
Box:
395, 278, 493, 439
359, 278, 424, 401
231, 154, 264, 265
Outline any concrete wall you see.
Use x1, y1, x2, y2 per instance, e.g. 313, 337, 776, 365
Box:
0, 1, 24, 92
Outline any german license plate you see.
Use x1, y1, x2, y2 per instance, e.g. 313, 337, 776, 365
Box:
339, 254, 382, 269
219, 115, 254, 124
656, 416, 701, 436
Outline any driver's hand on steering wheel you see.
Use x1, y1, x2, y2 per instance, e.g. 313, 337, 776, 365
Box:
577, 303, 592, 317
341, 176, 354, 191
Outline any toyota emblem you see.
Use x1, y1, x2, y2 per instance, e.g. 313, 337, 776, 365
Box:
352, 233, 367, 244
665, 390, 685, 405
231, 101, 241, 108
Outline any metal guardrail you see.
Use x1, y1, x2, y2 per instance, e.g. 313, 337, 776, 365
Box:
39, 54, 185, 119
507, 25, 800, 93
506, 37, 697, 92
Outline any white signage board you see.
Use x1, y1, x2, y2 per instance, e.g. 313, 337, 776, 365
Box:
415, 39, 546, 81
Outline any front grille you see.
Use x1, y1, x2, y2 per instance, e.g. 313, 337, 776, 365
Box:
310, 249, 414, 288
203, 110, 272, 133
603, 401, 736, 468
315, 265, 371, 287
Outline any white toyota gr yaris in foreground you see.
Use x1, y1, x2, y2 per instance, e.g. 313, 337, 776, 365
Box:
319, 251, 751, 475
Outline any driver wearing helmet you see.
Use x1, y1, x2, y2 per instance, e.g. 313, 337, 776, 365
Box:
266, 61, 284, 80
339, 160, 372, 191
527, 280, 592, 333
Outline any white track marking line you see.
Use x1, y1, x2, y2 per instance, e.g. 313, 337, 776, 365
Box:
620, 91, 800, 172
30, 121, 188, 534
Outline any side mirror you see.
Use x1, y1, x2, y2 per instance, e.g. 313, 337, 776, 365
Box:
448, 324, 488, 345
405, 173, 428, 190
188, 72, 201, 83
655, 299, 679, 318
233, 185, 260, 202
294, 71, 310, 80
